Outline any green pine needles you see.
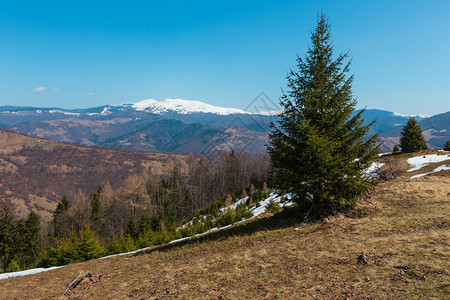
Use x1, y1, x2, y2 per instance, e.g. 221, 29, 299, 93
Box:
399, 117, 428, 153
268, 13, 379, 216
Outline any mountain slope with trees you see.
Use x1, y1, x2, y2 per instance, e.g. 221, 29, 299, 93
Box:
0, 129, 187, 219
0, 151, 448, 298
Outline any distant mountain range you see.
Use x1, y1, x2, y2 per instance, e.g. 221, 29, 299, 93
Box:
0, 98, 448, 152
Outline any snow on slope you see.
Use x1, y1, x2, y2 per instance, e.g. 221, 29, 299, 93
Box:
0, 191, 292, 280
0, 160, 385, 280
0, 266, 62, 280
411, 164, 450, 179
131, 99, 158, 111
170, 192, 294, 244
131, 98, 251, 115
406, 154, 450, 172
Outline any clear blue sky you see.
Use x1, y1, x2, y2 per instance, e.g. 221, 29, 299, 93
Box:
0, 0, 449, 115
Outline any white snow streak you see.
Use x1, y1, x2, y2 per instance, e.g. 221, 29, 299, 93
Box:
0, 266, 62, 280
410, 164, 450, 179
406, 154, 450, 172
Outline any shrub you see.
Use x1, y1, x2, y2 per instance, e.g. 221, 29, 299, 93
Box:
74, 227, 104, 261
5, 259, 21, 272
265, 199, 281, 213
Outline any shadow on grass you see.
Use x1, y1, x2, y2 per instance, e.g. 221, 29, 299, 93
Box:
133, 205, 308, 258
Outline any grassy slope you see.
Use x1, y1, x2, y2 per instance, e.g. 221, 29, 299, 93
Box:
0, 152, 449, 299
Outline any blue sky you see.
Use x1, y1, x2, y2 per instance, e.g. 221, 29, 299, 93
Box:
0, 0, 449, 115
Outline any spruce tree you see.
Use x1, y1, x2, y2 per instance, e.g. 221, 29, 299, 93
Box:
55, 196, 70, 215
443, 140, 450, 151
23, 211, 41, 267
392, 144, 400, 154
399, 117, 428, 153
0, 204, 17, 270
126, 215, 138, 239
268, 13, 379, 215
53, 196, 71, 238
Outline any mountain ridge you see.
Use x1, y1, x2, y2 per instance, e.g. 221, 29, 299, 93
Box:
0, 99, 448, 152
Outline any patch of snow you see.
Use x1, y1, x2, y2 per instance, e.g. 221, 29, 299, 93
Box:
0, 266, 62, 280
48, 110, 81, 117
100, 107, 110, 115
131, 99, 158, 111
378, 152, 391, 157
407, 154, 450, 172
255, 110, 281, 116
440, 129, 447, 133
365, 162, 385, 176
410, 164, 450, 179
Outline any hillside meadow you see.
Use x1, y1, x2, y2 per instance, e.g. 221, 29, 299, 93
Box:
0, 151, 448, 299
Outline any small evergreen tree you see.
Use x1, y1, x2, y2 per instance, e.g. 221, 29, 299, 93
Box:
444, 140, 450, 151
392, 144, 400, 153
74, 226, 104, 261
268, 13, 379, 215
126, 215, 138, 239
399, 117, 428, 153
55, 196, 70, 215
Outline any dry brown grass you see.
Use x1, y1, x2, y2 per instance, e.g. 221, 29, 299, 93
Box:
0, 153, 449, 299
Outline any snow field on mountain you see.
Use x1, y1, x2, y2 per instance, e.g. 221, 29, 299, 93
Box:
131, 98, 251, 115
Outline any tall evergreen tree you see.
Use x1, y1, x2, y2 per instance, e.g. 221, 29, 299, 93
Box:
0, 204, 17, 270
53, 196, 71, 238
23, 211, 41, 267
268, 13, 379, 215
399, 117, 428, 153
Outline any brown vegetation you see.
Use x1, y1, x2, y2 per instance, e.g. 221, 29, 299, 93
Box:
0, 153, 448, 299
0, 129, 186, 220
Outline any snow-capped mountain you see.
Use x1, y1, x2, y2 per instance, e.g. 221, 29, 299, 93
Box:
130, 98, 251, 115
0, 99, 447, 153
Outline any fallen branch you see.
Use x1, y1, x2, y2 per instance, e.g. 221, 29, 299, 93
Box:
357, 252, 368, 265
63, 271, 92, 295
303, 205, 314, 222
